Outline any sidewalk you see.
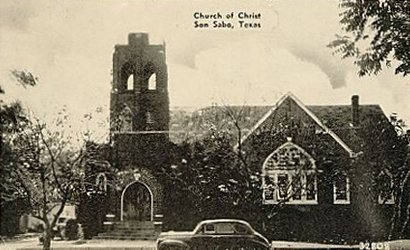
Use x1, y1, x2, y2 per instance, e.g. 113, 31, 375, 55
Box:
270, 240, 410, 250
0, 238, 156, 250
271, 241, 358, 249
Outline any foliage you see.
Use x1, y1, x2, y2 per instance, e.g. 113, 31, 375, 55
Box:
329, 0, 410, 76
64, 219, 79, 240
348, 113, 410, 239
0, 70, 89, 249
165, 129, 253, 220
1, 70, 37, 226
10, 70, 38, 88
372, 116, 410, 240
4, 114, 86, 249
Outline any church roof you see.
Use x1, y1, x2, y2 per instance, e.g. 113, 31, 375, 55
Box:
307, 104, 388, 152
169, 94, 389, 156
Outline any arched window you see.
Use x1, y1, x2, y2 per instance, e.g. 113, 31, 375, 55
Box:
142, 63, 156, 91
127, 74, 134, 90
96, 173, 107, 192
148, 74, 156, 90
262, 141, 317, 204
120, 62, 134, 92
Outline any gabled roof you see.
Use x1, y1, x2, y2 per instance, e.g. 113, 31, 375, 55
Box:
169, 93, 389, 158
307, 104, 388, 152
236, 92, 357, 157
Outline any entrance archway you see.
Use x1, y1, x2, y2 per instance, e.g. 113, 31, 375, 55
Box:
120, 181, 153, 221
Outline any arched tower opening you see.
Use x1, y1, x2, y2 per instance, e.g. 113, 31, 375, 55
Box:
120, 62, 135, 92
127, 75, 134, 90
142, 62, 156, 91
148, 74, 156, 90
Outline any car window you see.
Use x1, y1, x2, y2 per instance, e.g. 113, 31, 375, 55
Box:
204, 224, 215, 234
57, 217, 66, 223
215, 223, 235, 234
202, 222, 251, 235
233, 224, 250, 234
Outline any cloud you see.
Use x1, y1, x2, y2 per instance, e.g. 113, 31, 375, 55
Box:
171, 39, 217, 69
0, 0, 38, 31
286, 44, 349, 89
267, 0, 351, 89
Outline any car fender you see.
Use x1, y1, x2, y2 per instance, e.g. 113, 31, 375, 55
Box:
158, 239, 190, 250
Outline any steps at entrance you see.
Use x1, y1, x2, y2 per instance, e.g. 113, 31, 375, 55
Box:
94, 221, 159, 241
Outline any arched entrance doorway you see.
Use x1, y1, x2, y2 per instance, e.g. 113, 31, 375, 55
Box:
121, 181, 153, 221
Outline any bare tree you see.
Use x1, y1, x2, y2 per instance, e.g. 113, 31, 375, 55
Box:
6, 113, 86, 250
0, 70, 94, 249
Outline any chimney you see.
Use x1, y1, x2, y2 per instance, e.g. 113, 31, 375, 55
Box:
351, 95, 359, 126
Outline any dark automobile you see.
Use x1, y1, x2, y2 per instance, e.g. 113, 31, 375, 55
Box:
157, 219, 270, 250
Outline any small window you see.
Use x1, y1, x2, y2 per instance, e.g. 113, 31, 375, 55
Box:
263, 176, 275, 203
263, 186, 275, 202
146, 111, 156, 131
291, 175, 302, 200
378, 174, 394, 204
277, 174, 289, 200
146, 111, 154, 125
204, 224, 215, 234
306, 173, 316, 201
127, 74, 134, 90
118, 106, 133, 132
148, 74, 156, 90
96, 173, 107, 192
334, 174, 350, 204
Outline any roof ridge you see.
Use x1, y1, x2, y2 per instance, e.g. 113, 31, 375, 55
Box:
307, 104, 381, 107
235, 92, 358, 158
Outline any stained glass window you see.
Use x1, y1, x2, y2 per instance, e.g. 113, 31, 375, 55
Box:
262, 142, 317, 204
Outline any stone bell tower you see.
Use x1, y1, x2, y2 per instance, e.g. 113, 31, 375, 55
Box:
110, 33, 169, 169
109, 33, 168, 232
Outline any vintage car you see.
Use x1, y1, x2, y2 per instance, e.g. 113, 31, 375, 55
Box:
157, 219, 270, 250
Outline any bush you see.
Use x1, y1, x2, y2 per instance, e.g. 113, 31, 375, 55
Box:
65, 219, 79, 240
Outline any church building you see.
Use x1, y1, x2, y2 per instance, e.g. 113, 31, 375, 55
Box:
79, 33, 407, 243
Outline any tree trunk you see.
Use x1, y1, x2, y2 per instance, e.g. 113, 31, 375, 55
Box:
389, 169, 410, 239
399, 203, 410, 238
42, 228, 52, 250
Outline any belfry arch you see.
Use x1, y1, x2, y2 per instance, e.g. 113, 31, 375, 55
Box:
120, 62, 135, 91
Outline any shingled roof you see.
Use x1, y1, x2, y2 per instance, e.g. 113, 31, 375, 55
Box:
307, 104, 389, 152
169, 96, 389, 154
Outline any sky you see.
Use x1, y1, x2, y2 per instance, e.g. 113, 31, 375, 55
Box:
1, 0, 409, 138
